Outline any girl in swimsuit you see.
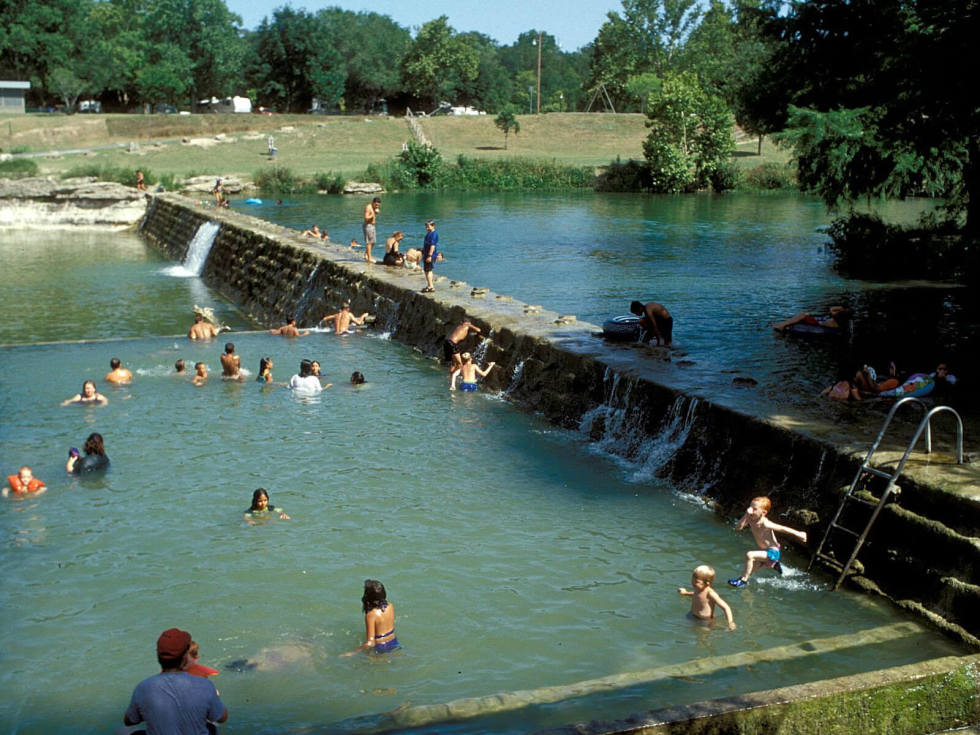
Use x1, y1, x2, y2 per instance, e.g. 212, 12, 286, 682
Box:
257, 357, 273, 383
244, 488, 290, 521
342, 579, 398, 655
61, 380, 108, 406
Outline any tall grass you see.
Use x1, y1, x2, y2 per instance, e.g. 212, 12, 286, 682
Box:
0, 158, 39, 179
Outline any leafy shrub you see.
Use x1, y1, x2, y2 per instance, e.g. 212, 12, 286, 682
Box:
444, 156, 592, 191
397, 141, 443, 188
253, 166, 301, 194
709, 162, 741, 192
827, 213, 975, 280
0, 158, 39, 179
743, 162, 796, 190
313, 171, 346, 194
595, 158, 652, 192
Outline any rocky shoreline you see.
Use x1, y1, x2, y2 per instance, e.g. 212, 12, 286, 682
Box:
0, 176, 147, 228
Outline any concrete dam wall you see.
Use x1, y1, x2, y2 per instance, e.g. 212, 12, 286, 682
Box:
140, 193, 980, 649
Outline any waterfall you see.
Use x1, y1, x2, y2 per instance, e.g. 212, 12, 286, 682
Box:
473, 329, 494, 363
293, 263, 322, 323
506, 360, 526, 394
578, 370, 701, 485
162, 221, 220, 277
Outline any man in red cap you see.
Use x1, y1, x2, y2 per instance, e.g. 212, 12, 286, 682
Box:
124, 628, 228, 734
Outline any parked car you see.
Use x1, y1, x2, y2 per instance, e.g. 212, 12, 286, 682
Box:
78, 99, 102, 113
153, 103, 177, 114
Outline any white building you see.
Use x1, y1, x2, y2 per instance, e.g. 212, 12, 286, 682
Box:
0, 81, 30, 114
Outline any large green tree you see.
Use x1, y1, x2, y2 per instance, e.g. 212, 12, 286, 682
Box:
745, 0, 980, 233
587, 0, 703, 111
247, 7, 344, 112
400, 16, 478, 108
317, 8, 410, 113
643, 70, 735, 192
0, 0, 97, 106
141, 0, 245, 105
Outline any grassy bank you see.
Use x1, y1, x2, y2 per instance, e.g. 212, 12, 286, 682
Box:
2, 112, 793, 192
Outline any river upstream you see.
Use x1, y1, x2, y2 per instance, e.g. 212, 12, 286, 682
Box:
0, 190, 973, 734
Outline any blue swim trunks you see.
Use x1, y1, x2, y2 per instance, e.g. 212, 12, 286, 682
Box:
373, 636, 400, 653
461, 382, 478, 392
766, 547, 781, 563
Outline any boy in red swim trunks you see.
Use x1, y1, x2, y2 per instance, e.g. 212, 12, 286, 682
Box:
729, 496, 807, 587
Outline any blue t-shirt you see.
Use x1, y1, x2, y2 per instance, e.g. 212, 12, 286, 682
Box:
423, 229, 439, 260
125, 672, 225, 735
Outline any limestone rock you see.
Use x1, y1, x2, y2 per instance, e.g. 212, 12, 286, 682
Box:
343, 181, 384, 194
0, 176, 146, 227
181, 175, 248, 193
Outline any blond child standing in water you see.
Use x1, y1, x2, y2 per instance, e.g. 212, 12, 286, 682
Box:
678, 565, 735, 629
729, 496, 808, 587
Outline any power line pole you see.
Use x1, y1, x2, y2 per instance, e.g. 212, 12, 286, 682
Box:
536, 30, 542, 115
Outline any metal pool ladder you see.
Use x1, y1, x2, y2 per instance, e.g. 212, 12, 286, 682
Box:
808, 396, 964, 590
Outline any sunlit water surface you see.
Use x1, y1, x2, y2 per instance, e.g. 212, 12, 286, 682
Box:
0, 224, 968, 734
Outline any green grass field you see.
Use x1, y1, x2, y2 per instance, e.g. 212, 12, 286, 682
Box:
2, 112, 791, 184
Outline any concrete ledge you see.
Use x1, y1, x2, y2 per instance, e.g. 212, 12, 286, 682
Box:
537, 654, 980, 735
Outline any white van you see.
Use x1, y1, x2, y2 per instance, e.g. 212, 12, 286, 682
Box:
199, 96, 252, 114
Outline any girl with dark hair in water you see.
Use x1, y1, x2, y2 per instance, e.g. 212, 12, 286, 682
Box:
342, 579, 398, 656
66, 432, 110, 474
61, 380, 108, 406
244, 488, 290, 521
257, 357, 274, 383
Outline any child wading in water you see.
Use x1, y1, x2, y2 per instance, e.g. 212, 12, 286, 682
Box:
449, 352, 496, 392
678, 565, 735, 629
729, 496, 808, 587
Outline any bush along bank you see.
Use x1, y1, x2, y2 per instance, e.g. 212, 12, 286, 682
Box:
828, 213, 980, 282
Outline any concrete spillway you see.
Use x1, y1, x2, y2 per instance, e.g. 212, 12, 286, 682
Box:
139, 191, 979, 733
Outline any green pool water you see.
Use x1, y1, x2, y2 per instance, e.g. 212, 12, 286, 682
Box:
0, 228, 967, 735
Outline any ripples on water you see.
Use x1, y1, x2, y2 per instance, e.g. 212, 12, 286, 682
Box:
0, 209, 969, 734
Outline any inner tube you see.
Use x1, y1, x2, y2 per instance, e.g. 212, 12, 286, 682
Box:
602, 315, 644, 342
245, 198, 263, 205
878, 374, 935, 398
784, 323, 842, 336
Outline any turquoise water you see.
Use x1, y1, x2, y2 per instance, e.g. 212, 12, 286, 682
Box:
237, 191, 974, 416
0, 226, 968, 734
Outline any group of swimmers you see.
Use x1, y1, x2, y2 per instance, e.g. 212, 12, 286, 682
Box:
768, 304, 958, 404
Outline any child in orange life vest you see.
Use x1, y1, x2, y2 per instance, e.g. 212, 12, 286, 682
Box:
3, 466, 46, 497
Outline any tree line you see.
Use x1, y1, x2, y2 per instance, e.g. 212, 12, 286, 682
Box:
1, 0, 769, 119
3, 0, 976, 256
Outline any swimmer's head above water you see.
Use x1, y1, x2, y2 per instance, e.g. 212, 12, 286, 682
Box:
362, 579, 388, 612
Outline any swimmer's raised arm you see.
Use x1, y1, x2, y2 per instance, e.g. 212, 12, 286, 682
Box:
475, 361, 496, 378
761, 517, 808, 543
449, 368, 461, 390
